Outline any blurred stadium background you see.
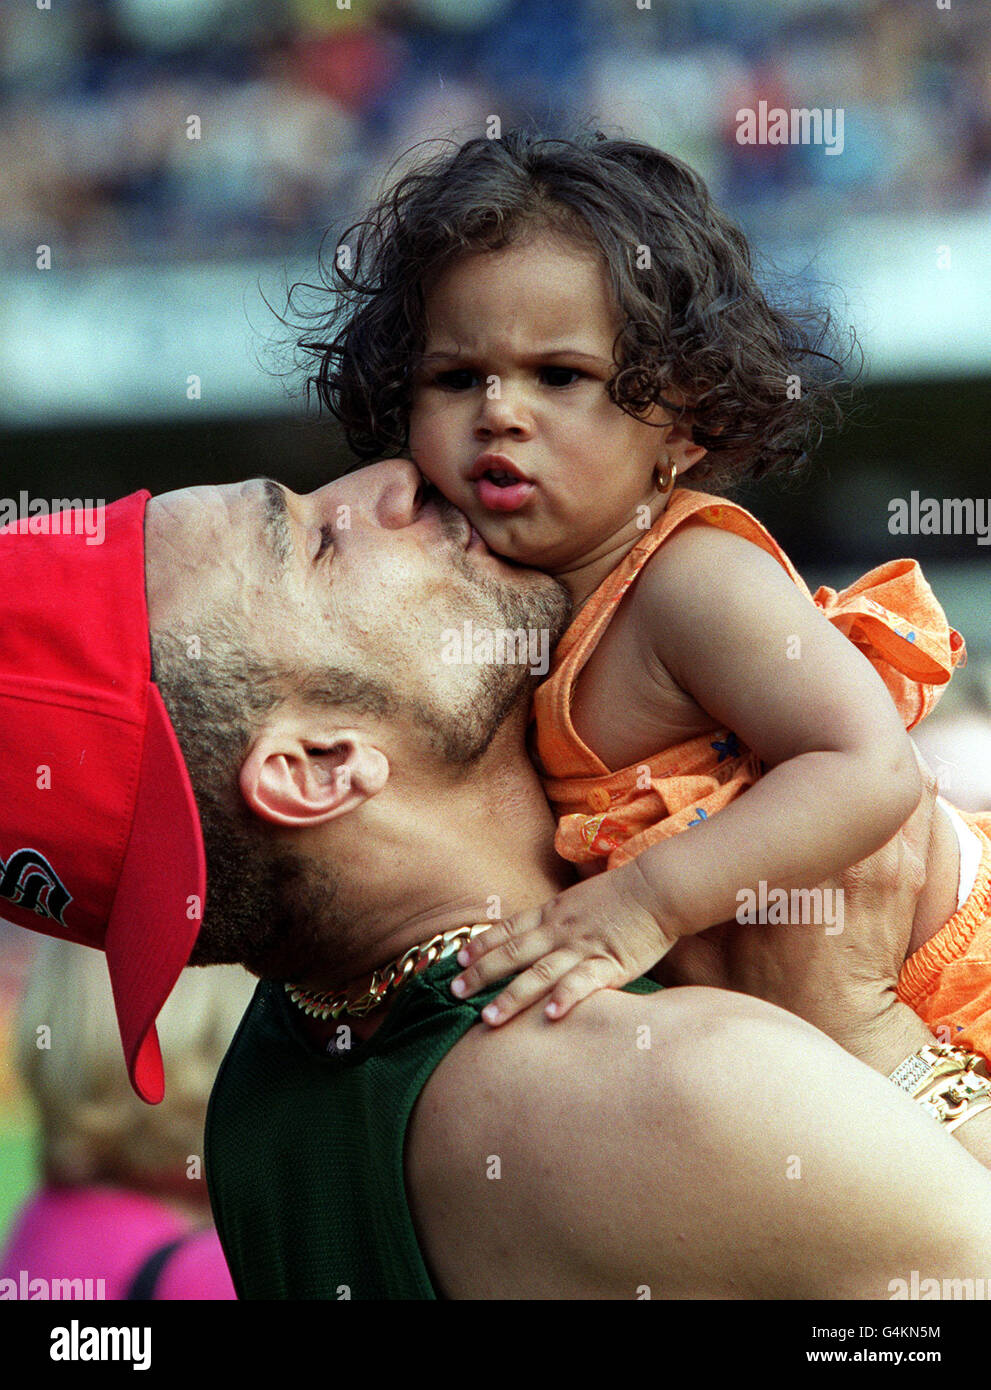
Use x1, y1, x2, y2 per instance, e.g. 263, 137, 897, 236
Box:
2, 0, 990, 1244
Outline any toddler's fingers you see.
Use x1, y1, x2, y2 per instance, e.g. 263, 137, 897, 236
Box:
545, 959, 628, 1021
452, 921, 552, 998
479, 949, 584, 1026
456, 908, 543, 969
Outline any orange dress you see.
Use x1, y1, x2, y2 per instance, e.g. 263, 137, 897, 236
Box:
533, 488, 991, 1060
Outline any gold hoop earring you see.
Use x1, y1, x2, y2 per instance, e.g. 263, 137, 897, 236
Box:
654, 458, 678, 501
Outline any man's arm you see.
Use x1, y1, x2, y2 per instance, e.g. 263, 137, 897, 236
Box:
657, 759, 991, 1170
407, 985, 991, 1299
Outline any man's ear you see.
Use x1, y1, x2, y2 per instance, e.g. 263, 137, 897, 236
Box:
239, 727, 389, 828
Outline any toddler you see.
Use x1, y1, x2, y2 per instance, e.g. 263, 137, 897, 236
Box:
313, 128, 991, 1059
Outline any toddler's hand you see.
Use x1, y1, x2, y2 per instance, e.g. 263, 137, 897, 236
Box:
450, 863, 675, 1025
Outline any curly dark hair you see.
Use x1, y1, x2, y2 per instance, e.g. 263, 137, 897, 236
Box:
295, 127, 857, 491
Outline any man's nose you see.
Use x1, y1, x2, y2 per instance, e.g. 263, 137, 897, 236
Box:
371, 458, 427, 529
309, 458, 424, 531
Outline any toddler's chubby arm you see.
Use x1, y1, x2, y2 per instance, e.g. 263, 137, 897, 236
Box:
453, 522, 926, 1023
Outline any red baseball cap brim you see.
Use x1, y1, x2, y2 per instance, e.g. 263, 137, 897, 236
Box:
0, 489, 208, 1105
105, 683, 207, 1104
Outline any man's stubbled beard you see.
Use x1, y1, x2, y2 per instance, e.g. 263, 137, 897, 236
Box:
248, 528, 571, 983
375, 493, 572, 766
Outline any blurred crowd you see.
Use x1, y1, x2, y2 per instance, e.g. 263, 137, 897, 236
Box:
0, 937, 255, 1298
0, 0, 989, 268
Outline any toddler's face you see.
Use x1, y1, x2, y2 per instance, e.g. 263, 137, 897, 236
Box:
408, 231, 682, 574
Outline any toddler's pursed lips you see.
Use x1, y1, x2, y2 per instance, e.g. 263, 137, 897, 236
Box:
469, 452, 530, 484
468, 453, 537, 512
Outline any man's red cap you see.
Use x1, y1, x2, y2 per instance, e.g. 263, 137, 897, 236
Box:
0, 490, 206, 1103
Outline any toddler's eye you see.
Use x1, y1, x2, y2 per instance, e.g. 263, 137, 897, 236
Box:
540, 366, 583, 386
434, 369, 478, 390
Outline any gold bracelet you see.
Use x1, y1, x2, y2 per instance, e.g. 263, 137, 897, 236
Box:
888, 1042, 991, 1132
888, 1042, 985, 1098
917, 1068, 991, 1133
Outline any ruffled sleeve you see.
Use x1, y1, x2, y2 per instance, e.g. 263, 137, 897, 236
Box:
812, 558, 966, 730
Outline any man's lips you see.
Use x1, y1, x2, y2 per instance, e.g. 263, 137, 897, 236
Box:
470, 453, 535, 513
417, 485, 482, 551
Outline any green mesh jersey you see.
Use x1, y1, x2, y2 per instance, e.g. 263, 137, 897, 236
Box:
205, 950, 662, 1299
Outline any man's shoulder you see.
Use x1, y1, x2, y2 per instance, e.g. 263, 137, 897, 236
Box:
429, 981, 801, 1112
409, 984, 723, 1173
405, 983, 813, 1297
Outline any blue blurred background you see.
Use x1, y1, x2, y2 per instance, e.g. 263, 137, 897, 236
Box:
1, 0, 989, 560
2, 0, 991, 1238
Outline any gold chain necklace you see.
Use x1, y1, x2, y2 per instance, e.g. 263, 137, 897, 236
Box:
284, 923, 492, 1021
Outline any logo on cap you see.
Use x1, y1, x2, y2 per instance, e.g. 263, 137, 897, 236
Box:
0, 847, 72, 926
